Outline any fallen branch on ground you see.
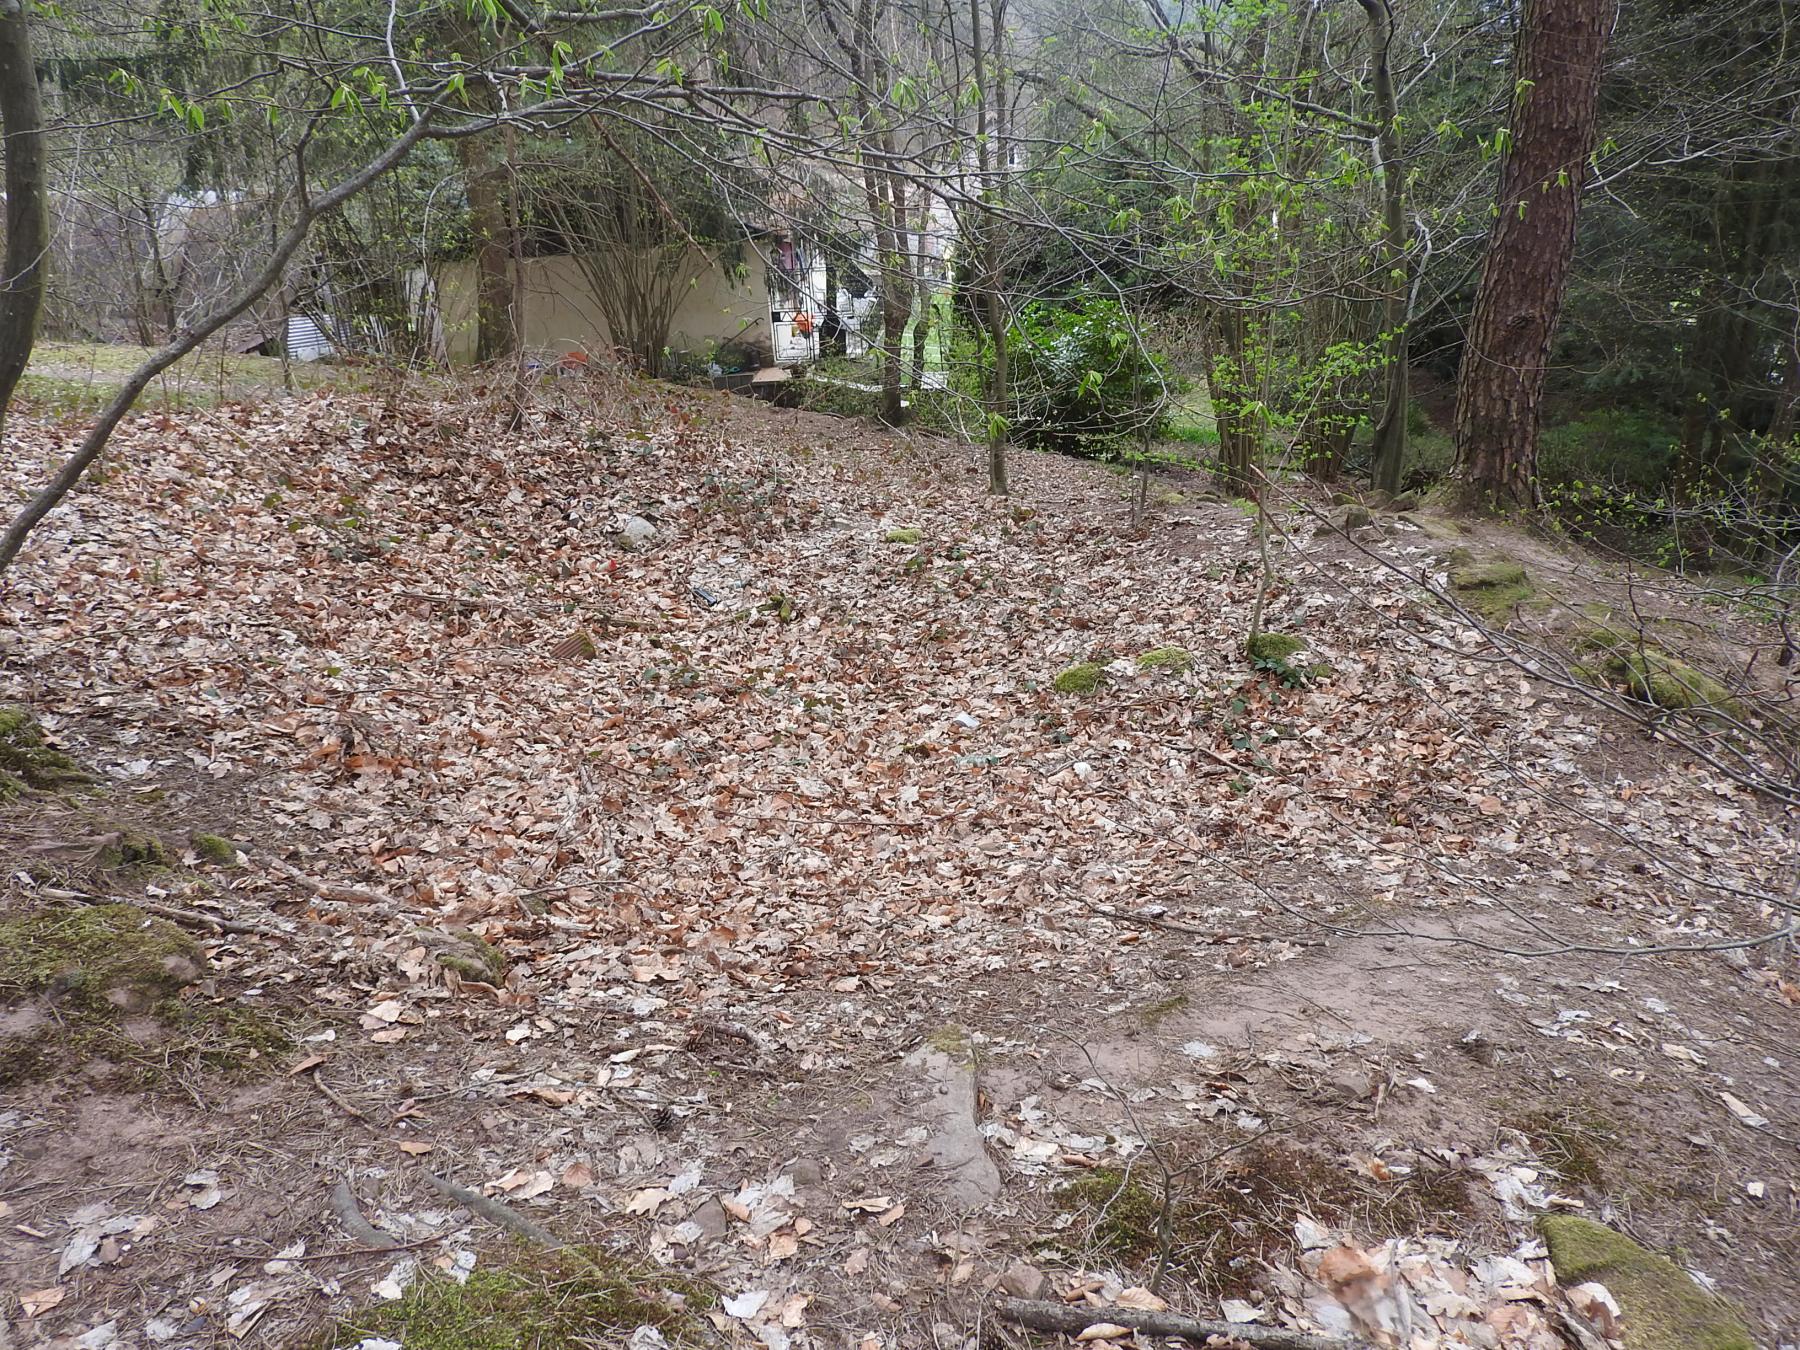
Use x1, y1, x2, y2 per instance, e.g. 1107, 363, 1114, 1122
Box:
44, 887, 294, 939
995, 1297, 1373, 1350
423, 1173, 565, 1249
265, 856, 398, 907
328, 1179, 399, 1249
311, 1069, 367, 1121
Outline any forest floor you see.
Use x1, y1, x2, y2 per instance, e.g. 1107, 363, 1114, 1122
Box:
0, 372, 1795, 1350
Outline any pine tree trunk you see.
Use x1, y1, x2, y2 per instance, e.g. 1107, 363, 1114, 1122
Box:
1451, 0, 1614, 510
0, 0, 49, 435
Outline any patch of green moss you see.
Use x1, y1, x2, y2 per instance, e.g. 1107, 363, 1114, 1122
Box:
0, 904, 288, 1083
327, 1247, 713, 1350
1052, 662, 1106, 695
95, 828, 171, 872
191, 832, 239, 866
1137, 646, 1194, 674
1574, 624, 1744, 719
197, 1006, 295, 1067
0, 705, 93, 798
0, 905, 202, 1085
433, 929, 507, 984
1245, 632, 1304, 663
1057, 1167, 1167, 1266
1448, 552, 1539, 623
924, 1024, 973, 1062
1138, 993, 1189, 1026
0, 904, 200, 1009
1539, 1216, 1753, 1350
882, 526, 923, 544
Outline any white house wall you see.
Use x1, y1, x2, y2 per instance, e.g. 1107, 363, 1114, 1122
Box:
433, 249, 771, 364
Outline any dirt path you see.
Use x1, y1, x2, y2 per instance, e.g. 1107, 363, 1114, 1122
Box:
1, 380, 1794, 1348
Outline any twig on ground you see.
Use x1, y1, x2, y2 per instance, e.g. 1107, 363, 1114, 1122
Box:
329, 1179, 399, 1249
43, 887, 293, 938
995, 1297, 1373, 1349
393, 590, 661, 630
311, 1069, 367, 1121
265, 856, 397, 907
423, 1173, 565, 1249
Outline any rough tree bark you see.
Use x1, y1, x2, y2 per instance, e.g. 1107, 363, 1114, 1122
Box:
0, 0, 49, 435
975, 0, 1009, 494
1450, 0, 1615, 509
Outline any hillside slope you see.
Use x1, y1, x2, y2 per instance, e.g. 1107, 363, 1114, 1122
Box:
1, 379, 1793, 1348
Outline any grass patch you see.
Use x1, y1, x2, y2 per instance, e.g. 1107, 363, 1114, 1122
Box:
1056, 1142, 1473, 1300
325, 1247, 713, 1350
1052, 662, 1107, 695
18, 341, 344, 420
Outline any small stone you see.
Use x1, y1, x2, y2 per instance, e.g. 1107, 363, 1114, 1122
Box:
788, 1158, 826, 1186
688, 1198, 729, 1243
619, 515, 657, 550
1326, 1067, 1373, 1102
997, 1261, 1049, 1300
1333, 504, 1373, 531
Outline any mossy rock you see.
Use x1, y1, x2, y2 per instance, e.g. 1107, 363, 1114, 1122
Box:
1448, 553, 1538, 623
1245, 632, 1305, 664
1574, 625, 1744, 720
0, 705, 93, 799
417, 927, 508, 984
190, 832, 240, 866
0, 904, 203, 1085
1052, 662, 1106, 695
95, 828, 171, 872
882, 526, 923, 545
327, 1246, 712, 1350
1137, 645, 1193, 674
1538, 1215, 1753, 1350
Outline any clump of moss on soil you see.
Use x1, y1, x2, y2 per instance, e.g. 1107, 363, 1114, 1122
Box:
1573, 622, 1743, 720
1447, 551, 1539, 623
1245, 632, 1304, 664
0, 705, 93, 799
1054, 1141, 1474, 1300
1137, 645, 1194, 673
95, 828, 171, 872
0, 903, 289, 1084
1052, 662, 1106, 695
191, 832, 240, 865
882, 526, 923, 545
429, 928, 508, 984
1539, 1215, 1753, 1350
325, 1247, 713, 1350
